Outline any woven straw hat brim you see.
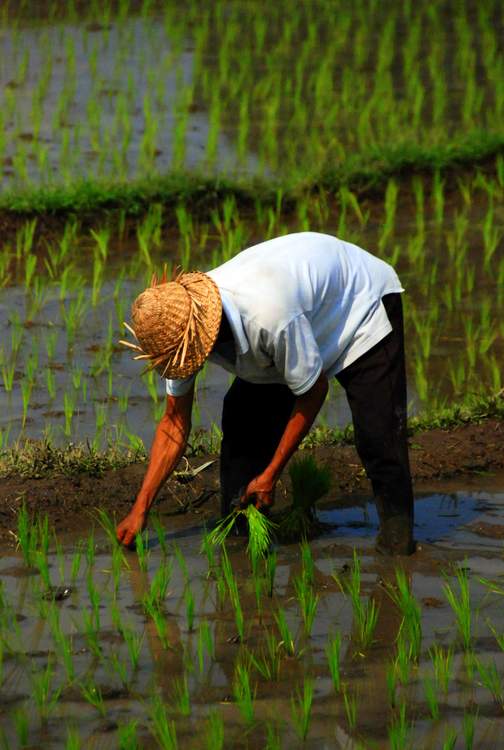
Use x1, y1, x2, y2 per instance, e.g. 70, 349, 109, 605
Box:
121, 271, 222, 380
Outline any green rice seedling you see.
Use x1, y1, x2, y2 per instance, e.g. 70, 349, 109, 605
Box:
386, 661, 398, 708
432, 170, 445, 226
184, 585, 195, 632
300, 539, 315, 585
201, 530, 216, 575
215, 571, 227, 610
81, 608, 101, 659
122, 626, 143, 672
221, 547, 244, 640
151, 513, 168, 557
265, 550, 277, 597
144, 601, 170, 650
442, 728, 458, 750
386, 569, 422, 661
13, 705, 29, 747
278, 455, 331, 541
148, 559, 173, 609
16, 502, 36, 566
86, 531, 96, 569
379, 179, 398, 251
110, 651, 129, 689
249, 630, 282, 681
93, 508, 119, 548
442, 566, 472, 650
49, 607, 75, 683
172, 674, 191, 716
326, 631, 342, 693
462, 710, 477, 750
150, 694, 178, 750
32, 660, 61, 723
205, 711, 224, 750
233, 661, 255, 725
207, 505, 276, 562
429, 644, 453, 694
274, 607, 295, 657
264, 720, 282, 750
117, 720, 139, 750
394, 633, 413, 686
135, 530, 150, 572
197, 620, 214, 673
21, 379, 32, 429
388, 701, 410, 750
334, 550, 379, 651
45, 331, 57, 361
479, 577, 504, 598
342, 685, 357, 730
35, 548, 52, 591
87, 572, 101, 630
251, 556, 265, 618
46, 368, 56, 400
1, 361, 15, 393
423, 677, 439, 720
173, 543, 188, 581
475, 657, 504, 708
291, 677, 314, 741
80, 678, 106, 717
293, 573, 318, 636
111, 544, 126, 594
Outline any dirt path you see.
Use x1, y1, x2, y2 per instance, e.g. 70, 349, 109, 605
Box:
0, 418, 502, 543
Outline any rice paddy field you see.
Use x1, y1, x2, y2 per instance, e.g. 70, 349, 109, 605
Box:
1, 1, 504, 748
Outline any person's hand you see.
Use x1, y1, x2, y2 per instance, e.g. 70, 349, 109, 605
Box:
116, 509, 147, 548
241, 473, 276, 510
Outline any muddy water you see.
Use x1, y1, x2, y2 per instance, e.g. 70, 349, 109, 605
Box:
1, 475, 504, 748
0, 15, 262, 185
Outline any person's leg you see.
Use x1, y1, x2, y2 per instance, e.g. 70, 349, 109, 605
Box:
220, 378, 296, 517
336, 293, 414, 554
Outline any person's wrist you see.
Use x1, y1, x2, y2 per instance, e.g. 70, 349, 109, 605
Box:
259, 469, 277, 490
132, 498, 149, 519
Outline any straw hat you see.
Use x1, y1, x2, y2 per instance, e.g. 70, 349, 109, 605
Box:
120, 269, 222, 379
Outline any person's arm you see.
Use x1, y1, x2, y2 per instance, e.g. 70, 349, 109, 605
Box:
241, 372, 329, 508
116, 386, 194, 547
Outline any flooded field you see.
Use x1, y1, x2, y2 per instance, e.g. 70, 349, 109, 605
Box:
1, 172, 502, 449
1, 473, 504, 748
1, 2, 503, 749
1, 1, 502, 186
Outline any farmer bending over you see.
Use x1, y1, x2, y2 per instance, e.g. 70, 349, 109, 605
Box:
116, 232, 415, 555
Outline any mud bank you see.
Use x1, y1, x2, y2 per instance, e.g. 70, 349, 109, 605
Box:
0, 418, 502, 543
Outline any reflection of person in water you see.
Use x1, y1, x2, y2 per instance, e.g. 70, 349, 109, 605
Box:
116, 232, 415, 555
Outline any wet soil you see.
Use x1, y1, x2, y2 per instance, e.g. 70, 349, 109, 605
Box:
1, 417, 502, 543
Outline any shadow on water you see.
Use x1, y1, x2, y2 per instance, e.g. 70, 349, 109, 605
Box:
319, 488, 504, 551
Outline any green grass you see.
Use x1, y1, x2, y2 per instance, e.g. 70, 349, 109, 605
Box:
1, 132, 504, 219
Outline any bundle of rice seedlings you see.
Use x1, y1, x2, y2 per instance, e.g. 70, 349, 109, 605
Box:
205, 505, 277, 561
277, 454, 331, 542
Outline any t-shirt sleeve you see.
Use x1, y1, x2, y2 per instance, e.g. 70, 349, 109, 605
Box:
165, 374, 197, 397
272, 314, 323, 395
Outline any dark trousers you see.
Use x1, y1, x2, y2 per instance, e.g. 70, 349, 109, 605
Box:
219, 294, 414, 544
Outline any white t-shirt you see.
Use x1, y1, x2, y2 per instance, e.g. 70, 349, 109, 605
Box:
165, 232, 403, 397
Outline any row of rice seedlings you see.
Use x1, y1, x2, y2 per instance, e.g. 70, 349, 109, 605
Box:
1, 165, 502, 446
1, 511, 499, 747
333, 549, 380, 653
1, 2, 503, 184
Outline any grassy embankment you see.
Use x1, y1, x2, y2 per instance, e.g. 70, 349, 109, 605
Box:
1, 390, 502, 479
1, 132, 503, 220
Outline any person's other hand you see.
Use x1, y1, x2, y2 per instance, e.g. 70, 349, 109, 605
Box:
116, 509, 147, 548
241, 473, 276, 510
